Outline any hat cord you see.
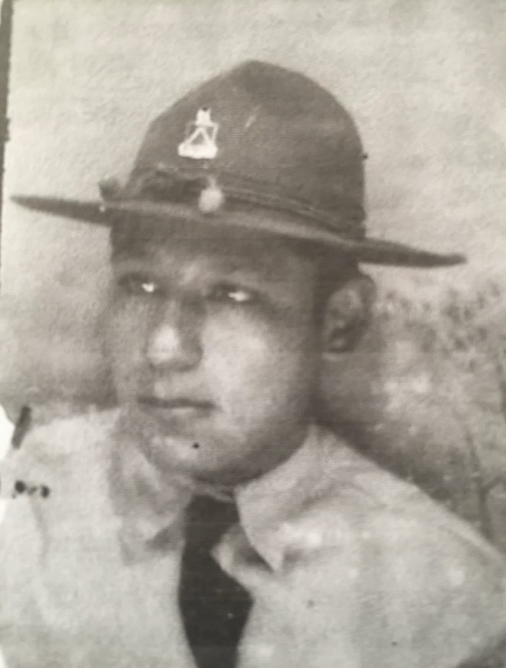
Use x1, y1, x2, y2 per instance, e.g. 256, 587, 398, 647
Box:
121, 165, 366, 240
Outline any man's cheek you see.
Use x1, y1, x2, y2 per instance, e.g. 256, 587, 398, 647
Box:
206, 331, 276, 394
106, 315, 146, 389
108, 304, 146, 348
206, 314, 281, 360
209, 342, 293, 410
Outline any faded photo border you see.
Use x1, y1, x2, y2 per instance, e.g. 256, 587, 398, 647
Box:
0, 0, 14, 273
1, 2, 506, 667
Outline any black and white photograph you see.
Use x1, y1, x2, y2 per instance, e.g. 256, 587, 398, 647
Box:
1, 1, 506, 666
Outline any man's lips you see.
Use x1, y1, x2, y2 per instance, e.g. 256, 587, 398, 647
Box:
137, 395, 215, 412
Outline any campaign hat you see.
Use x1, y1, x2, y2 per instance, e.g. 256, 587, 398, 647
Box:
14, 60, 464, 267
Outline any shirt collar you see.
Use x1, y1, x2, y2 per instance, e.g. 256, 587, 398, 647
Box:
110, 413, 347, 567
234, 423, 345, 570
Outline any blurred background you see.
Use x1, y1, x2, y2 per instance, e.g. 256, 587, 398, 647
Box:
2, 0, 506, 547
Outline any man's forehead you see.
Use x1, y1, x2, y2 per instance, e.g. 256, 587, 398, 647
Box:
111, 217, 315, 279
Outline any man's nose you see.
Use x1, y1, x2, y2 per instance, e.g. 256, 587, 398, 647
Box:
145, 300, 203, 371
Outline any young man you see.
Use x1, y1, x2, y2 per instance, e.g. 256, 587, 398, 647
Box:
1, 61, 506, 668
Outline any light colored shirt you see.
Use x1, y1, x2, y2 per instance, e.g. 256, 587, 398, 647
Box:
1, 410, 506, 667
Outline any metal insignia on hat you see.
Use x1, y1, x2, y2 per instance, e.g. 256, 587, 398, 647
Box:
178, 107, 219, 160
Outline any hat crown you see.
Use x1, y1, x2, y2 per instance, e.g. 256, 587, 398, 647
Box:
126, 61, 366, 236
13, 60, 465, 267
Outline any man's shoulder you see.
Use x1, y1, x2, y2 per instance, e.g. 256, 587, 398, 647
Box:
292, 427, 506, 569
0, 407, 123, 577
5, 407, 119, 467
233, 429, 506, 668
21, 406, 119, 455
0, 407, 120, 507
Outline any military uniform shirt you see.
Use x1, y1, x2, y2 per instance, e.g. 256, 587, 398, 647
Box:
1, 410, 506, 667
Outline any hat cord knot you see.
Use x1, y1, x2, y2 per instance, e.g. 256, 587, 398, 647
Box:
128, 165, 207, 204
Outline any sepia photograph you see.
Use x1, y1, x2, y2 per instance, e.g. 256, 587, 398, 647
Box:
1, 1, 506, 666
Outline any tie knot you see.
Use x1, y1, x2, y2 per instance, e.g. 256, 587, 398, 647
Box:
184, 495, 240, 551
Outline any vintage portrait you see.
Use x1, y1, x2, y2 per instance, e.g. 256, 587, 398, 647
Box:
1, 1, 506, 666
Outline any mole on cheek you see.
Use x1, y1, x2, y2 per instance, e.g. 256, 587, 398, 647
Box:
192, 443, 200, 450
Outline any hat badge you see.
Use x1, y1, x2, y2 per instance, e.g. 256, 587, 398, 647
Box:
178, 107, 219, 160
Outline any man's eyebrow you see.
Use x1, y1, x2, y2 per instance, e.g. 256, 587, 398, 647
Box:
111, 257, 150, 271
208, 261, 291, 286
111, 247, 296, 286
211, 247, 299, 276
111, 244, 159, 262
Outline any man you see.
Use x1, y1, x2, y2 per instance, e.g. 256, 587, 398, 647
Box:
1, 61, 506, 668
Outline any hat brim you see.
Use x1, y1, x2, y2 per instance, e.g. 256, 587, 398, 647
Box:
11, 195, 466, 268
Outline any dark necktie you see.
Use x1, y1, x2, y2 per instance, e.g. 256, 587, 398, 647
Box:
179, 495, 253, 668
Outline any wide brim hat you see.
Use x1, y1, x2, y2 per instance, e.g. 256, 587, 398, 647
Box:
13, 61, 464, 267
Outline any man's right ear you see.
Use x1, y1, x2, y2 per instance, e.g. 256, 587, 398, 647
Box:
321, 273, 377, 357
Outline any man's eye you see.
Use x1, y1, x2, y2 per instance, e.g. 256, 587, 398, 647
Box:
208, 285, 256, 304
117, 274, 161, 296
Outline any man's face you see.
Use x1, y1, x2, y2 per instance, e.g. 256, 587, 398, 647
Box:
106, 219, 321, 486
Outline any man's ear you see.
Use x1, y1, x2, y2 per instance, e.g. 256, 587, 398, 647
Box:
321, 273, 376, 356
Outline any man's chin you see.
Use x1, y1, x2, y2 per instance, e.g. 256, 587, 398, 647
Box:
116, 404, 273, 487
